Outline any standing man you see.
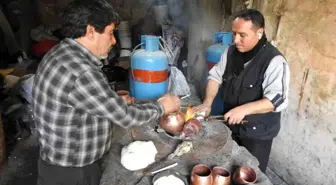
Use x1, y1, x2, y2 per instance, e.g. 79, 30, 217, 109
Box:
31, 0, 180, 185
193, 9, 290, 172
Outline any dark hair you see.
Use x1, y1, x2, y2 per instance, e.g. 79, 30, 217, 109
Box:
233, 9, 265, 29
61, 0, 120, 38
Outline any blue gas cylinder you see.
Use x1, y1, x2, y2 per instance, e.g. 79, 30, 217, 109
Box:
129, 35, 168, 100
206, 32, 232, 115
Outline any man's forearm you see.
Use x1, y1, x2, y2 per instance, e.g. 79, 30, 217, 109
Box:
240, 98, 275, 115
203, 80, 220, 106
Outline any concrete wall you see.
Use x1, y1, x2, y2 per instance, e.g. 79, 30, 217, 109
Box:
251, 0, 336, 184
188, 0, 235, 97
37, 0, 153, 27
109, 0, 151, 25
186, 0, 226, 98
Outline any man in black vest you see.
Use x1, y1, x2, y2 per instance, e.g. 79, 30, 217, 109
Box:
193, 9, 290, 172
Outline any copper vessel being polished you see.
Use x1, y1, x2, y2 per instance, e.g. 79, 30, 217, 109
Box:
233, 167, 257, 185
212, 167, 231, 185
191, 164, 213, 185
159, 112, 185, 135
182, 118, 201, 137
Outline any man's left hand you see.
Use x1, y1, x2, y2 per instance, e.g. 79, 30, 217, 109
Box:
224, 106, 247, 125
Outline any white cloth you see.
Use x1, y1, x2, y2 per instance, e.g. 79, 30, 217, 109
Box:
120, 141, 157, 171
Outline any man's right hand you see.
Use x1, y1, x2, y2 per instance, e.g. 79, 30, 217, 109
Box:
192, 103, 212, 117
192, 80, 218, 117
157, 94, 181, 114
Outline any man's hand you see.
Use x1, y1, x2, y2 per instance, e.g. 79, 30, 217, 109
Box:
157, 94, 181, 114
224, 106, 247, 125
191, 80, 219, 118
192, 103, 212, 117
127, 97, 135, 105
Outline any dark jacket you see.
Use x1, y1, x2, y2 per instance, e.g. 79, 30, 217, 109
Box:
222, 43, 283, 140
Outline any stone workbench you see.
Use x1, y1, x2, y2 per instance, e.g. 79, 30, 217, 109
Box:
99, 85, 273, 185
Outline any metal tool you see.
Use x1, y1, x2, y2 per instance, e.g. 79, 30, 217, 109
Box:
148, 162, 178, 175
209, 116, 248, 124
138, 160, 179, 176
180, 94, 190, 100
139, 140, 192, 176
134, 162, 178, 184
196, 114, 248, 124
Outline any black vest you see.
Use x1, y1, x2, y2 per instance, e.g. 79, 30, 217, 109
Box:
222, 43, 283, 139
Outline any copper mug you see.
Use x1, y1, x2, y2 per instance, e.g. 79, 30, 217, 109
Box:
233, 166, 257, 185
116, 90, 134, 104
212, 167, 231, 185
191, 164, 213, 185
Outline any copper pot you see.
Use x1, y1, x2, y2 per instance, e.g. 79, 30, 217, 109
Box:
191, 164, 213, 185
212, 167, 231, 185
182, 118, 201, 137
233, 167, 257, 185
159, 112, 185, 134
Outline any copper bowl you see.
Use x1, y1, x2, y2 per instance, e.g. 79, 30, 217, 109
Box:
159, 111, 185, 135
182, 118, 201, 137
191, 164, 213, 185
212, 167, 231, 185
233, 167, 257, 184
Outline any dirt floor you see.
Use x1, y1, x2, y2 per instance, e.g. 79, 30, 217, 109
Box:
0, 135, 38, 185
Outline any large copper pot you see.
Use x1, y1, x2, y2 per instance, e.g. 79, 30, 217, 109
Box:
233, 167, 257, 184
159, 111, 185, 135
191, 164, 213, 185
212, 167, 231, 185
